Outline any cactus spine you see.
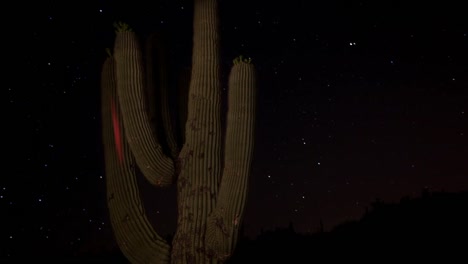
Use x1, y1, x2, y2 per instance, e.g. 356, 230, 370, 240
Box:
100, 0, 256, 263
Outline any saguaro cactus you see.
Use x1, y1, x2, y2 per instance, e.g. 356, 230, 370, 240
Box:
100, 0, 256, 263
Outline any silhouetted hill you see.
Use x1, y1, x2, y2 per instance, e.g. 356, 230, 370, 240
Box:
229, 190, 468, 262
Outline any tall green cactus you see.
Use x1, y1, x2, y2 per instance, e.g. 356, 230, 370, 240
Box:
100, 0, 256, 263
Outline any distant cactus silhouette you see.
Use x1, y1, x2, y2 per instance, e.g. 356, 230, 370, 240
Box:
100, 0, 256, 263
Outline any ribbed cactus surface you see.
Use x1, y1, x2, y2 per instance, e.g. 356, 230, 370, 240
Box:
101, 56, 171, 263
114, 31, 175, 186
100, 0, 256, 263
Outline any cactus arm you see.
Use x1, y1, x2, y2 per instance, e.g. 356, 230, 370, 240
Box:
205, 59, 256, 260
113, 26, 175, 187
177, 67, 191, 145
143, 35, 159, 141
146, 32, 180, 158
101, 56, 171, 264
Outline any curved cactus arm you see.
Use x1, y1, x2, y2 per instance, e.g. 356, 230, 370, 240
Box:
143, 34, 162, 150
146, 32, 180, 158
101, 56, 171, 264
176, 67, 191, 145
113, 25, 175, 187
205, 60, 256, 260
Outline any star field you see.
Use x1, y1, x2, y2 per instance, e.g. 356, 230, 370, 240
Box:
4, 0, 468, 258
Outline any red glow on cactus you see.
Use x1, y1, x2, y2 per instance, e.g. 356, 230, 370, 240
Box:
111, 99, 124, 163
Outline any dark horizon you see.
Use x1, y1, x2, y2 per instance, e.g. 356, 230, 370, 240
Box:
4, 0, 468, 259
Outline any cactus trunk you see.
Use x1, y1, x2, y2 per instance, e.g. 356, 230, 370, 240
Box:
171, 0, 222, 262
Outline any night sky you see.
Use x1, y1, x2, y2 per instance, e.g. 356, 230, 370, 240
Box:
4, 0, 468, 258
